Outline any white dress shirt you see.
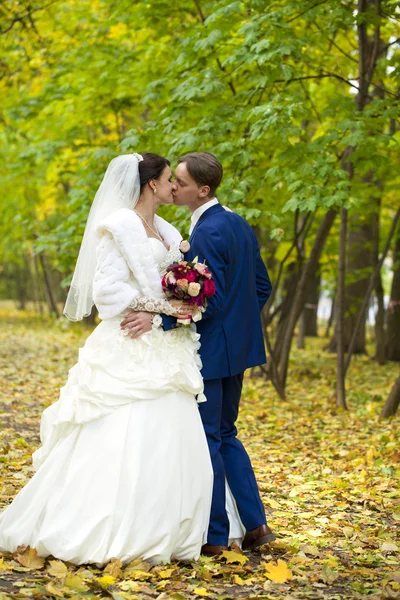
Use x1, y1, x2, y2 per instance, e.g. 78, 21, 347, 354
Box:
189, 198, 219, 235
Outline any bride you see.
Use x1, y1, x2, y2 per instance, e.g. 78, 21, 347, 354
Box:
0, 152, 242, 566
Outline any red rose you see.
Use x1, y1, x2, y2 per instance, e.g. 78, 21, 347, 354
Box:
186, 270, 197, 283
203, 280, 216, 296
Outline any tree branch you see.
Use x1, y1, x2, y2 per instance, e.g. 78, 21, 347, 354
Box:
384, 36, 400, 49
312, 22, 359, 63
0, 0, 58, 35
286, 0, 330, 23
192, 0, 236, 96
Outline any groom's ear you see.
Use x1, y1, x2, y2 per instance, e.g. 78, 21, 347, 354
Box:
198, 185, 211, 199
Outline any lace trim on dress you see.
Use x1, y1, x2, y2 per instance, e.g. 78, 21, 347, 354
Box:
129, 297, 179, 316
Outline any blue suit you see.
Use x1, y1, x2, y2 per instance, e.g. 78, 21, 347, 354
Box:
164, 203, 272, 545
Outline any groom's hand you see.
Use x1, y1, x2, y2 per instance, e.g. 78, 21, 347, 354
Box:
120, 311, 152, 339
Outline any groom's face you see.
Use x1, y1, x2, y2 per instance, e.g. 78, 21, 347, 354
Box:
172, 162, 208, 209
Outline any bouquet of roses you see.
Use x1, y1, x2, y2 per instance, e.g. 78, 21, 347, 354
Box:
162, 257, 216, 325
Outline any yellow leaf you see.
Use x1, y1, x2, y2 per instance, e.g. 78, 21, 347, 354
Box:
124, 558, 152, 573
320, 565, 339, 584
221, 549, 249, 565
289, 486, 301, 497
323, 555, 340, 567
64, 574, 89, 592
358, 469, 367, 482
156, 580, 169, 590
119, 580, 142, 592
47, 560, 68, 579
381, 542, 399, 553
233, 574, 246, 586
366, 447, 374, 465
15, 547, 45, 570
158, 568, 175, 579
104, 558, 123, 579
300, 544, 319, 557
45, 582, 65, 597
96, 575, 116, 588
307, 528, 323, 538
265, 498, 280, 509
0, 558, 13, 572
264, 559, 293, 583
194, 587, 211, 597
123, 569, 153, 581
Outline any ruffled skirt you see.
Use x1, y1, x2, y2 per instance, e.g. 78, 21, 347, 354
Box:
0, 320, 216, 564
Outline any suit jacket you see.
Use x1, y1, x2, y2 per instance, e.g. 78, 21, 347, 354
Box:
164, 204, 271, 380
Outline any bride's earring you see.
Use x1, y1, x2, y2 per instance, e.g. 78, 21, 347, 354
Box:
153, 187, 157, 194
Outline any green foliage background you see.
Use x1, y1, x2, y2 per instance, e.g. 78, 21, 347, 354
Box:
0, 0, 399, 292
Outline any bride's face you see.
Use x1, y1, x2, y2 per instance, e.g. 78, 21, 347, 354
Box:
155, 165, 174, 205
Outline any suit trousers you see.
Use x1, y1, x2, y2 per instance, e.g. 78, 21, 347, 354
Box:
199, 374, 266, 545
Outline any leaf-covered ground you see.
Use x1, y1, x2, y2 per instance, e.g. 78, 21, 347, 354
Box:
0, 310, 399, 600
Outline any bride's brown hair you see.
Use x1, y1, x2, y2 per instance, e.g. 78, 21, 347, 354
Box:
139, 153, 170, 192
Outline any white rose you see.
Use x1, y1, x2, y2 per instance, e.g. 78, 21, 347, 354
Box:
188, 282, 201, 297
179, 240, 191, 254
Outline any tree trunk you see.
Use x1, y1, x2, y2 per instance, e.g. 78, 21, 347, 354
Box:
386, 226, 400, 362
303, 268, 320, 336
371, 202, 386, 365
33, 254, 44, 315
328, 0, 384, 355
380, 376, 400, 418
325, 295, 335, 338
274, 262, 301, 363
15, 259, 30, 310
38, 253, 60, 317
336, 208, 348, 409
29, 253, 42, 314
328, 209, 373, 354
297, 313, 305, 349
344, 208, 400, 374
374, 271, 385, 364
278, 209, 337, 388
295, 212, 307, 350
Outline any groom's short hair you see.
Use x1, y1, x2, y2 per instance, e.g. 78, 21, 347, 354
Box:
178, 152, 223, 197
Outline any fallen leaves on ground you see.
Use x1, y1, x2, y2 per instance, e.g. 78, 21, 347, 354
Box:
15, 547, 45, 570
264, 559, 293, 583
0, 310, 399, 599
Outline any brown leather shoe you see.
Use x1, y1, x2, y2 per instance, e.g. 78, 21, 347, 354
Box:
201, 544, 228, 556
242, 524, 276, 551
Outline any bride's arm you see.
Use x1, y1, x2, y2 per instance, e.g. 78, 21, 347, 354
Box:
93, 234, 140, 320
128, 296, 190, 317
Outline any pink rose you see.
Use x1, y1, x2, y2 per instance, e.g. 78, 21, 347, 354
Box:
188, 282, 201, 297
203, 279, 216, 296
176, 278, 189, 292
194, 263, 208, 276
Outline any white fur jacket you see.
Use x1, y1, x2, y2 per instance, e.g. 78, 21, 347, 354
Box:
93, 208, 182, 320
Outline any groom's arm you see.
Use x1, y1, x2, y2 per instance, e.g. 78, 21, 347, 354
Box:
161, 314, 177, 331
252, 229, 272, 311
190, 226, 228, 320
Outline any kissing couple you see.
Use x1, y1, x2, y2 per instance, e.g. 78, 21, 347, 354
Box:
0, 151, 275, 565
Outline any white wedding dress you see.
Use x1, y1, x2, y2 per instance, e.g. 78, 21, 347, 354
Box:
0, 239, 221, 565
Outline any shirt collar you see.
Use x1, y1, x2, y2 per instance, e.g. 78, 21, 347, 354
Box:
190, 198, 219, 230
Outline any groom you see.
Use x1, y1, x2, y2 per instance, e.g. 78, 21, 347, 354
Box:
122, 152, 275, 554
170, 152, 275, 555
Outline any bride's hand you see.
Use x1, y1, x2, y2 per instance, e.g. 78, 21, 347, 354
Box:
169, 299, 194, 319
